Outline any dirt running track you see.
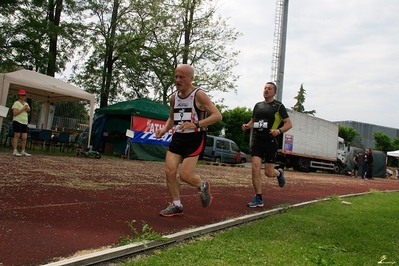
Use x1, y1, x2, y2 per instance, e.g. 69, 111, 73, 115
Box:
0, 151, 398, 266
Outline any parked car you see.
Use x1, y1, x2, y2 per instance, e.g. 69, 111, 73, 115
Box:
203, 135, 246, 164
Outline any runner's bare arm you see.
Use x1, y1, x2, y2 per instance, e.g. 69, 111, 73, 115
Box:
155, 94, 176, 138
195, 90, 222, 128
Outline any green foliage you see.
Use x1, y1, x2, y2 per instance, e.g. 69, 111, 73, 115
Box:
72, 0, 241, 107
221, 107, 252, 152
54, 102, 89, 121
206, 104, 224, 137
73, 0, 148, 107
350, 135, 364, 148
0, 0, 87, 74
393, 137, 399, 149
327, 194, 340, 201
338, 125, 362, 146
1, 0, 241, 108
373, 131, 393, 151
118, 220, 168, 246
373, 131, 398, 167
292, 83, 316, 116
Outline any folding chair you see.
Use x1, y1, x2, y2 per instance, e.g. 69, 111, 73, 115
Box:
53, 131, 70, 152
3, 124, 14, 147
31, 129, 52, 151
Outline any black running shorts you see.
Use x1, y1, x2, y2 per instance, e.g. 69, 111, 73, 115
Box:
168, 132, 205, 159
251, 136, 278, 163
12, 121, 28, 133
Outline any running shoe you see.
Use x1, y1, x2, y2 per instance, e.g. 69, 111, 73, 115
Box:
21, 152, 31, 157
199, 181, 212, 207
247, 196, 264, 207
13, 151, 22, 157
277, 168, 286, 187
159, 203, 183, 217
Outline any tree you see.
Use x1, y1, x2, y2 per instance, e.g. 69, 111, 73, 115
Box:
72, 0, 144, 107
128, 0, 241, 105
221, 107, 252, 152
172, 0, 240, 100
3, 0, 241, 110
338, 125, 362, 147
205, 104, 224, 137
391, 137, 399, 167
392, 137, 399, 150
292, 83, 316, 116
373, 131, 399, 167
46, 0, 63, 77
373, 132, 393, 152
0, 0, 87, 75
1, 0, 91, 127
54, 102, 89, 121
117, 0, 177, 104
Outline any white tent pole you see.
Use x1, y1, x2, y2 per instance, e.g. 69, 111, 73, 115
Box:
0, 75, 10, 126
88, 99, 94, 148
43, 102, 50, 129
0, 75, 8, 105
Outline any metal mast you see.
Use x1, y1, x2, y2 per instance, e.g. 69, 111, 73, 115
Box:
270, 0, 289, 102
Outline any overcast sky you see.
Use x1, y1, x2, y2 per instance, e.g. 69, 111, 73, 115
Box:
211, 0, 399, 129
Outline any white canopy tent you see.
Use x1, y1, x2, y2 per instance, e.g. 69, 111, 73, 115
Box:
0, 69, 95, 143
387, 150, 399, 158
387, 150, 399, 178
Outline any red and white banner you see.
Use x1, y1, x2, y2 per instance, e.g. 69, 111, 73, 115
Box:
131, 116, 173, 146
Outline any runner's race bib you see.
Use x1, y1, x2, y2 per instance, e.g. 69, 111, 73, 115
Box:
253, 120, 268, 131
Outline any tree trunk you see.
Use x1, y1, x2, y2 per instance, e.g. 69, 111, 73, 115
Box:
100, 0, 119, 108
182, 0, 196, 64
47, 0, 63, 77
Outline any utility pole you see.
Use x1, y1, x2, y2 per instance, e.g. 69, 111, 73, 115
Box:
270, 0, 289, 102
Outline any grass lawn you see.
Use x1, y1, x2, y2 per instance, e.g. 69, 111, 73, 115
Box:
123, 192, 399, 266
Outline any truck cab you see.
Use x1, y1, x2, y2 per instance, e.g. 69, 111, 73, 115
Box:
335, 136, 348, 173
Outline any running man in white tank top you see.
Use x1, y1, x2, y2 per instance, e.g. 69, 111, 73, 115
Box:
156, 64, 222, 217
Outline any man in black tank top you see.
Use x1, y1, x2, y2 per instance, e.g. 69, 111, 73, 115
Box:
156, 64, 222, 217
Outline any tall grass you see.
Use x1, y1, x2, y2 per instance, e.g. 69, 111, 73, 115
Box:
124, 192, 399, 266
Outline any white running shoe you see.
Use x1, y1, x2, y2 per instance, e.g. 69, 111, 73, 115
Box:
13, 151, 22, 157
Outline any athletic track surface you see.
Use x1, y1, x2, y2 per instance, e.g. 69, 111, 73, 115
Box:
0, 151, 398, 266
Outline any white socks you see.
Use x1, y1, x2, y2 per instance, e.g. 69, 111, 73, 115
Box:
173, 200, 182, 207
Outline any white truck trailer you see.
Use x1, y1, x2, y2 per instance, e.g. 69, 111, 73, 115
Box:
276, 109, 347, 173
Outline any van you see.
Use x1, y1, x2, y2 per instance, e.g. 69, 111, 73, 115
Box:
203, 135, 247, 164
